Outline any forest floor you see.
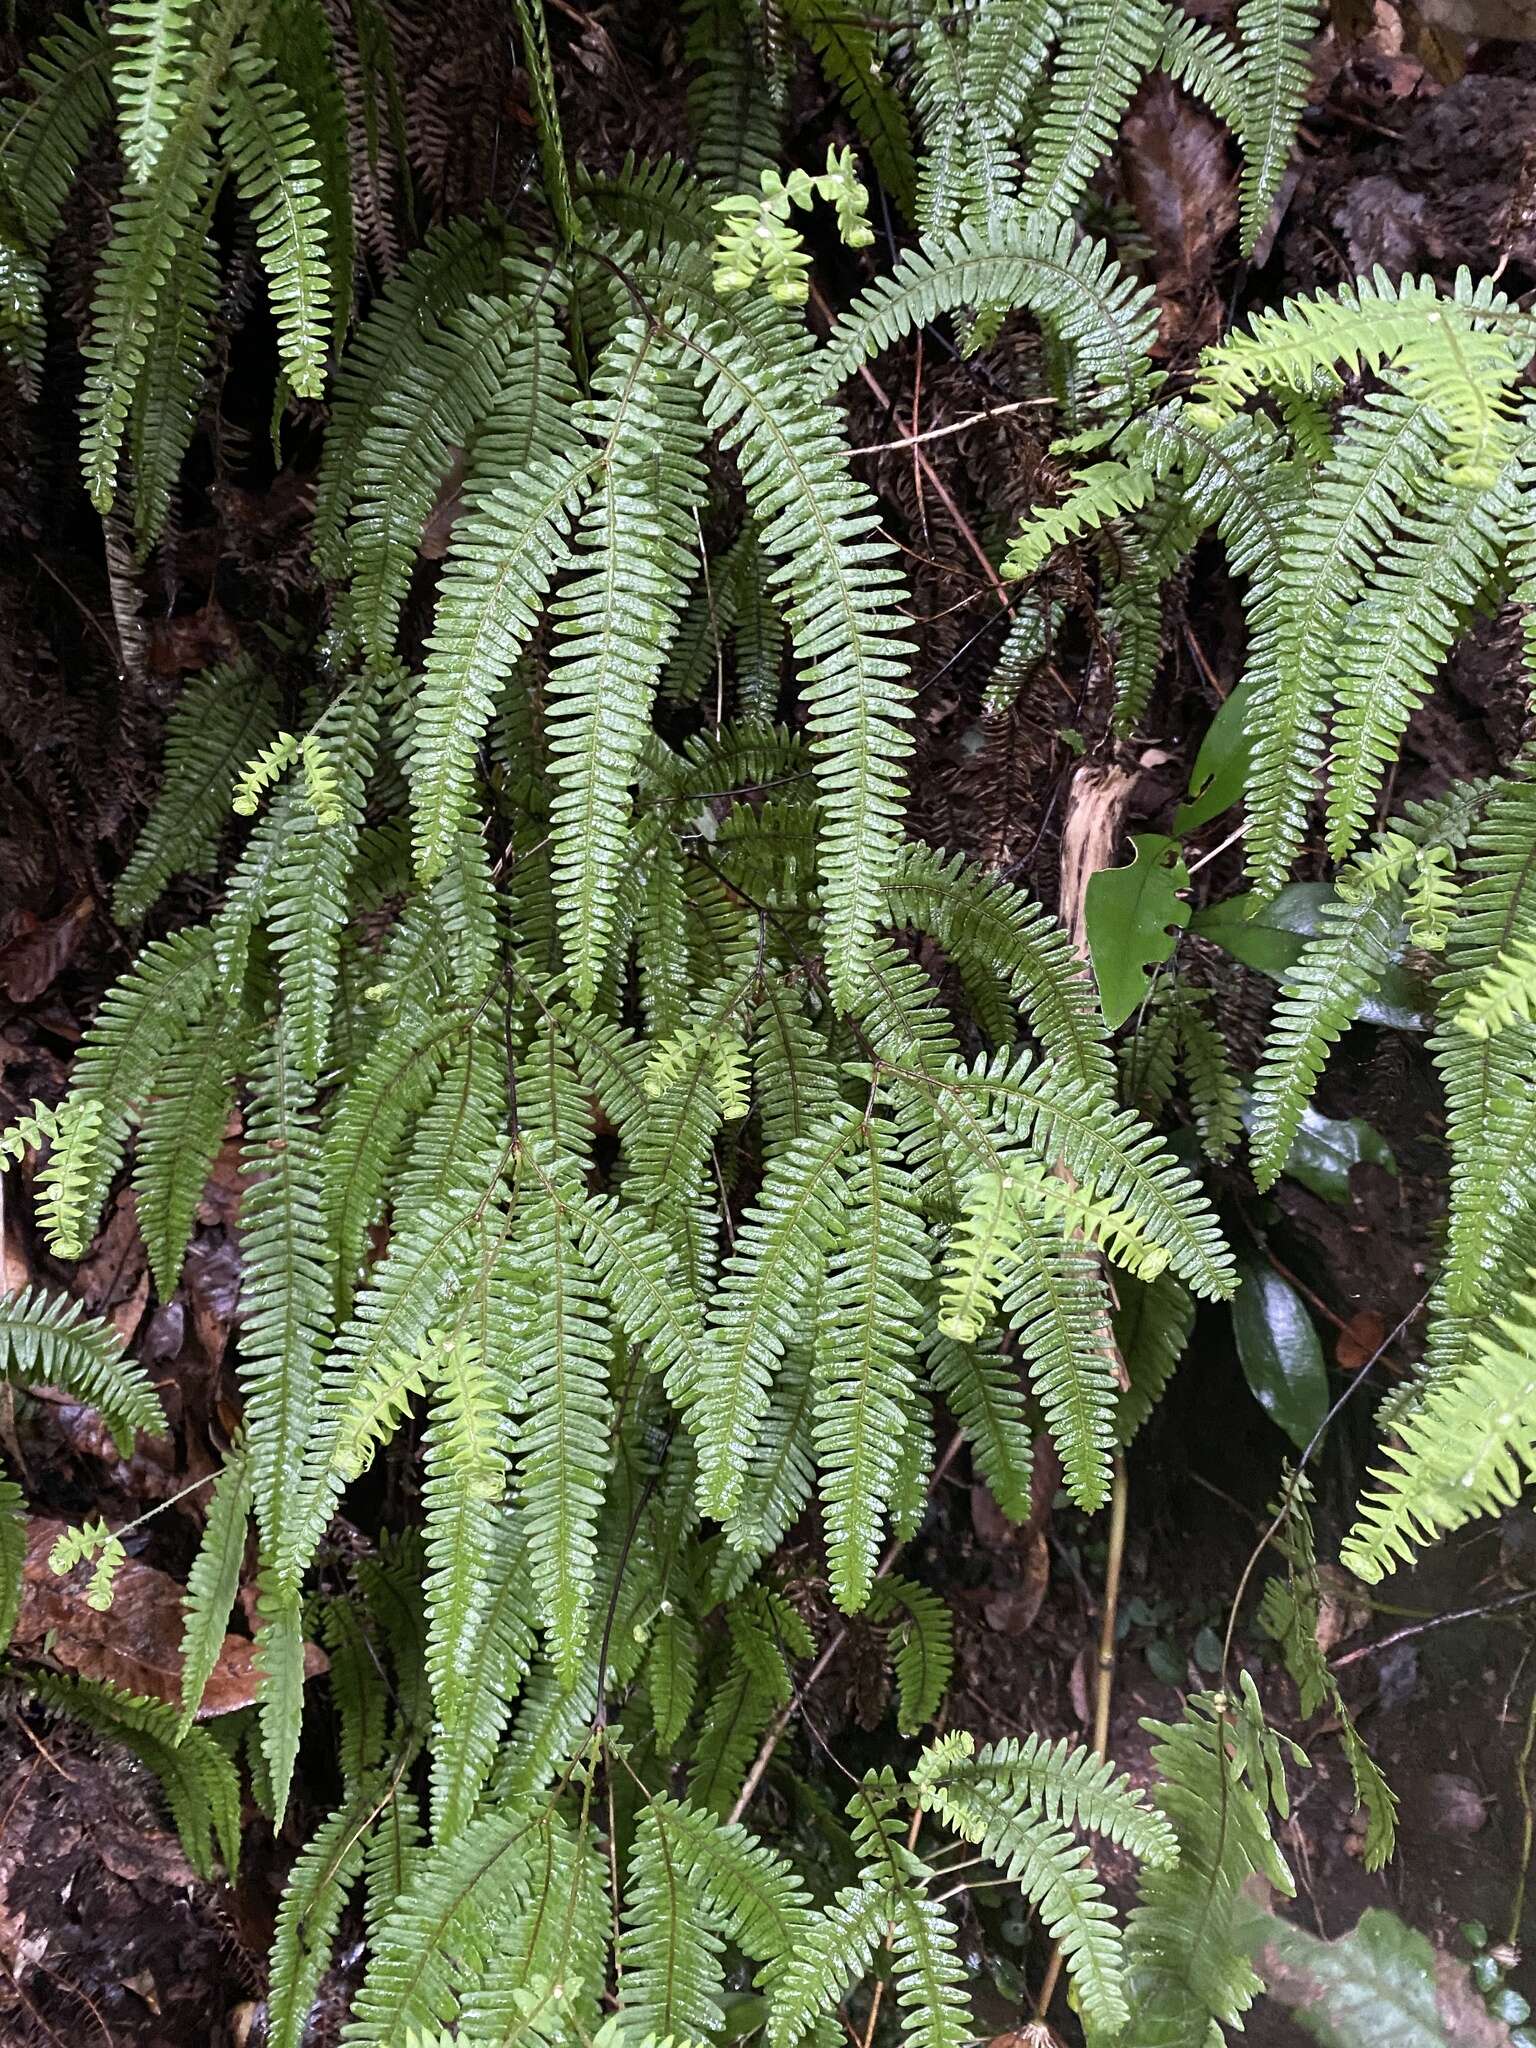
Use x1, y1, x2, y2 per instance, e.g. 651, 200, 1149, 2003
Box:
2, 1, 1536, 2042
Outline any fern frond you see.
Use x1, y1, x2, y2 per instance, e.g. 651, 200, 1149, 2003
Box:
410, 450, 591, 877
780, 0, 916, 218
177, 1442, 251, 1737
33, 1673, 241, 1880
548, 324, 710, 1005
669, 296, 913, 1009
695, 1102, 859, 1518
0, 1284, 163, 1452
912, 1730, 1134, 2031
1344, 1285, 1536, 1581
268, 1794, 373, 2048
814, 218, 1158, 423
5, 1095, 104, 1258
867, 1575, 953, 1736
1234, 0, 1320, 251
254, 1570, 308, 1823
221, 46, 333, 396
0, 1479, 23, 1653
1018, 0, 1164, 226
238, 1018, 335, 1583
813, 1121, 928, 1609
126, 207, 218, 553
1456, 932, 1536, 1039
1, 6, 111, 253
927, 1331, 1033, 1522
110, 0, 197, 181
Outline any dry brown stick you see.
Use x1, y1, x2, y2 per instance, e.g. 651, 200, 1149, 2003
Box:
808, 283, 1013, 608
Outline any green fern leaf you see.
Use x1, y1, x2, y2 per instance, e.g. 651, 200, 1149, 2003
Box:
110, 0, 198, 181
0, 1284, 163, 1452
268, 1794, 373, 2048
1018, 0, 1164, 225
1, 6, 111, 254
134, 1009, 243, 1297
178, 1443, 252, 1737
1234, 0, 1320, 251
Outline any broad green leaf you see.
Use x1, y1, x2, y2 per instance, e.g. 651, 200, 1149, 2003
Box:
1195, 885, 1432, 1028
1231, 1252, 1329, 1449
1175, 676, 1256, 834
1085, 834, 1191, 1030
1249, 1906, 1478, 2048
1241, 1099, 1397, 1204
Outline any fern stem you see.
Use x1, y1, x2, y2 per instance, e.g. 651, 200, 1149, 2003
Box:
1031, 1449, 1128, 2026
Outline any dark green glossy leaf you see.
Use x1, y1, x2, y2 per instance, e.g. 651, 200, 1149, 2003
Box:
1249, 1906, 1480, 2048
1236, 1097, 1397, 1203
1232, 1252, 1329, 1450
1174, 676, 1255, 834
1085, 833, 1190, 1029
1193, 885, 1433, 1029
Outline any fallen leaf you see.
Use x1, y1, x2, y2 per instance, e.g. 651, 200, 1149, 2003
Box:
1336, 1308, 1389, 1371
72, 1188, 147, 1316
1124, 77, 1237, 349
183, 1236, 242, 1365
1314, 1565, 1371, 1653
0, 898, 93, 1003
14, 1518, 325, 1715
983, 1533, 1050, 1636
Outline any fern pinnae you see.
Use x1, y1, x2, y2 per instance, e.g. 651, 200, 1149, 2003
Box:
0, 1283, 164, 1451
695, 1101, 860, 1519
548, 322, 711, 1007
1234, 0, 1320, 251
673, 297, 915, 1010
1017, 0, 1163, 225
812, 1119, 928, 1611
178, 1442, 253, 1737
1, 6, 112, 255
268, 1795, 374, 2048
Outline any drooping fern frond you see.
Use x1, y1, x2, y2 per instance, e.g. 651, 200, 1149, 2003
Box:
1, 7, 112, 255
1017, 0, 1164, 227
0, 1284, 163, 1452
134, 1009, 244, 1299
1234, 0, 1321, 251
779, 0, 916, 219
177, 1443, 252, 1736
221, 45, 334, 398
109, 0, 199, 181
1343, 1282, 1536, 1582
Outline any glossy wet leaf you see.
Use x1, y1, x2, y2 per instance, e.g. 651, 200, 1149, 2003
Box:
1231, 1253, 1329, 1449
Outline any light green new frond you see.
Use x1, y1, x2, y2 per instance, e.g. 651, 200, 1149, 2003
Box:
1458, 934, 1536, 1039
1004, 459, 1156, 579
110, 0, 197, 181
1344, 1286, 1536, 1582
1118, 1688, 1294, 2043
813, 218, 1158, 423
313, 218, 504, 572
1, 7, 111, 253
268, 1796, 372, 2048
1248, 391, 1447, 895
1248, 887, 1400, 1188
1018, 0, 1164, 226
549, 325, 710, 1006
927, 1332, 1033, 1521
32, 1674, 240, 1881
410, 450, 591, 877
511, 1181, 612, 1684
884, 844, 1113, 1090
913, 1734, 1132, 2032
221, 46, 333, 397
268, 683, 380, 1080
781, 0, 916, 218
1327, 477, 1514, 860
239, 1018, 335, 1582
177, 1442, 251, 1737
674, 296, 913, 1009
813, 1121, 929, 1610
917, 1730, 1177, 1863
1234, 0, 1320, 252
0, 1284, 163, 1452
867, 1575, 953, 1735
999, 1221, 1120, 1512
345, 1806, 534, 2044
696, 1102, 859, 1518
55, 921, 219, 1232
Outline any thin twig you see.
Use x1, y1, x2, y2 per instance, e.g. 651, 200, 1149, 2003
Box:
1331, 1586, 1536, 1669
851, 398, 1054, 454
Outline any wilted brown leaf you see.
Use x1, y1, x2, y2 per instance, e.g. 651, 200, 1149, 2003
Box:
0, 897, 93, 1003
14, 1518, 325, 1715
1336, 1308, 1388, 1370
1123, 77, 1237, 350
983, 1533, 1051, 1637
